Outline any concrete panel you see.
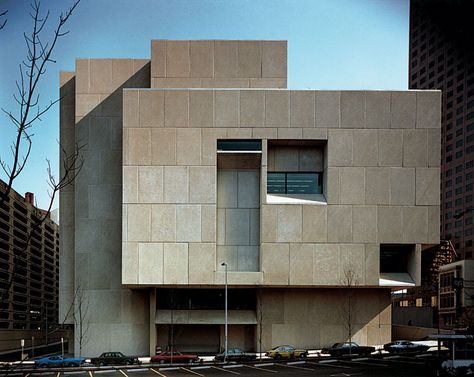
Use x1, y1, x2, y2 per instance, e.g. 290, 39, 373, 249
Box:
302, 128, 328, 140
177, 128, 201, 165
123, 166, 138, 203
89, 117, 111, 151
166, 40, 190, 77
403, 129, 427, 167
378, 129, 402, 166
390, 168, 415, 205
163, 243, 188, 284
238, 41, 262, 78
139, 90, 164, 127
226, 208, 250, 245
75, 59, 89, 93
189, 166, 216, 204
215, 91, 239, 127
302, 205, 327, 242
366, 91, 390, 129
365, 168, 390, 205
328, 129, 352, 166
289, 244, 313, 285
339, 168, 365, 204
201, 204, 217, 242
164, 166, 189, 203
189, 243, 216, 284
128, 128, 151, 165
151, 205, 176, 242
227, 128, 252, 138
214, 41, 238, 77
428, 206, 440, 244
325, 168, 340, 204
151, 40, 166, 78
189, 90, 213, 127
277, 128, 302, 139
122, 242, 138, 284
341, 91, 365, 129
127, 204, 151, 241
352, 206, 377, 243
416, 91, 441, 129
261, 205, 277, 242
190, 40, 213, 78
138, 243, 163, 284
151, 128, 176, 165
176, 205, 202, 242
202, 128, 227, 166
313, 244, 340, 285
89, 59, 112, 93
237, 246, 259, 272
365, 244, 379, 285
402, 206, 428, 243
123, 90, 139, 128
216, 246, 238, 271
250, 78, 287, 88
428, 128, 441, 167
138, 166, 164, 203
76, 93, 101, 117
265, 91, 289, 127
165, 91, 189, 128
353, 130, 378, 166
249, 208, 260, 245
217, 170, 237, 208
315, 91, 340, 128
261, 243, 289, 284
277, 205, 302, 242
262, 41, 287, 78
290, 91, 315, 127
339, 244, 366, 285
391, 92, 416, 129
237, 171, 260, 208
377, 206, 402, 243
327, 205, 352, 242
241, 91, 265, 127
416, 168, 440, 205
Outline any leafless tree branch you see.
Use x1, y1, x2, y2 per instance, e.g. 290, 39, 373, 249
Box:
0, 0, 80, 206
0, 10, 7, 30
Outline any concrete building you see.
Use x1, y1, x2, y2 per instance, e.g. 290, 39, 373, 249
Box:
60, 40, 441, 356
0, 180, 59, 353
409, 0, 474, 259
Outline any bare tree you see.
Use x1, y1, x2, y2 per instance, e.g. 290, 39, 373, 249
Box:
256, 288, 264, 360
0, 9, 7, 30
73, 285, 90, 358
0, 0, 80, 206
340, 265, 359, 356
0, 0, 82, 303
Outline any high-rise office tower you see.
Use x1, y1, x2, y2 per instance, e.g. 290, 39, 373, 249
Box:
409, 0, 474, 259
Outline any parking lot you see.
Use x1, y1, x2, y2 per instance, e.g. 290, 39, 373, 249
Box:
6, 355, 439, 377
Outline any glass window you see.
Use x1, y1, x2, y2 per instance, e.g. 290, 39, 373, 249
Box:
267, 172, 322, 195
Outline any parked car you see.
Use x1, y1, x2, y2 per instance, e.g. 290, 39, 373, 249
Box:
214, 348, 256, 362
35, 355, 85, 368
151, 351, 200, 364
90, 352, 140, 366
265, 345, 308, 359
383, 340, 430, 354
321, 342, 375, 356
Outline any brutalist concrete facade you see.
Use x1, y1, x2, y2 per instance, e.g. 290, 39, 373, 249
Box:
60, 40, 441, 356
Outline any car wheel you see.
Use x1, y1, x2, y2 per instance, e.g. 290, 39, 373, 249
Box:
99, 361, 105, 367
159, 359, 166, 364
275, 354, 281, 360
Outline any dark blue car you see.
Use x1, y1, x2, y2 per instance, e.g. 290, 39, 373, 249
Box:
35, 355, 85, 367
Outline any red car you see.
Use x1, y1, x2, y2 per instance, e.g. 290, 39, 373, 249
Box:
151, 351, 200, 364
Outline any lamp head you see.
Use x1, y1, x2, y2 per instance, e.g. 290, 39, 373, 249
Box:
221, 262, 227, 266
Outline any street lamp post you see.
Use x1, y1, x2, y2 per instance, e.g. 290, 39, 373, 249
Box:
221, 262, 228, 363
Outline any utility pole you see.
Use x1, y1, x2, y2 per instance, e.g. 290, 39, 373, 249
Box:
221, 262, 228, 363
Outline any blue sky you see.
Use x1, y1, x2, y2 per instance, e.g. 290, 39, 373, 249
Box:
0, 0, 409, 209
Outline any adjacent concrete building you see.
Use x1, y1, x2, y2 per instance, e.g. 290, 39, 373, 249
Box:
60, 40, 441, 356
0, 180, 59, 352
